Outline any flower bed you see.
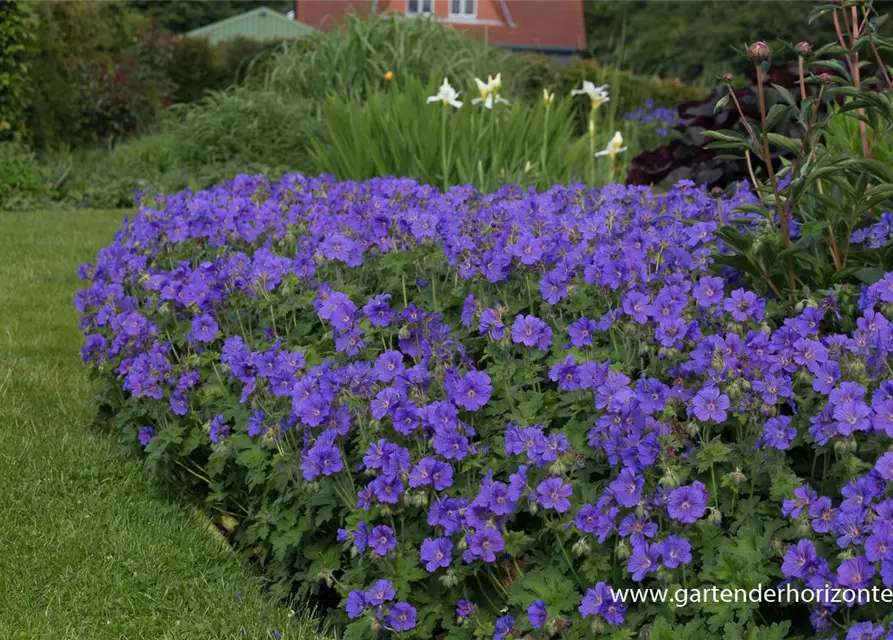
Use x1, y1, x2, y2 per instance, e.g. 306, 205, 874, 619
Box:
76, 174, 893, 638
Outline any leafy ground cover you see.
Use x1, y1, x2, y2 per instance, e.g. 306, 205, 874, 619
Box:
74, 173, 893, 638
0, 210, 321, 640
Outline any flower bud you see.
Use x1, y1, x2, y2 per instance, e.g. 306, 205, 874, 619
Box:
660, 467, 681, 488
710, 186, 724, 198
542, 88, 555, 109
707, 507, 722, 527
547, 618, 566, 635
721, 73, 735, 84
370, 617, 382, 633
769, 538, 784, 554
795, 41, 813, 58
834, 439, 849, 456
747, 41, 771, 63
548, 459, 568, 475
797, 519, 813, 537
440, 568, 459, 587
615, 539, 630, 560
590, 617, 606, 635
406, 490, 429, 507
820, 72, 834, 84
730, 467, 747, 485
572, 537, 591, 557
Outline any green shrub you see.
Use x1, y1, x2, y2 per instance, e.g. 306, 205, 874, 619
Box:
20, 86, 322, 211
585, 1, 820, 83
168, 36, 286, 105
129, 0, 292, 34
25, 1, 173, 150
559, 59, 708, 110
0, 142, 40, 209
165, 86, 320, 172
704, 2, 893, 298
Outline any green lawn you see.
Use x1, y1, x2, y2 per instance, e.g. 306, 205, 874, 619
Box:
0, 211, 321, 640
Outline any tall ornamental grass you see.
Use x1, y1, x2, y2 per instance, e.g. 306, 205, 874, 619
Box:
309, 77, 645, 192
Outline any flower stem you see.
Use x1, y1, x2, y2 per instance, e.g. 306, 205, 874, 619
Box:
541, 106, 550, 187
441, 105, 449, 193
754, 62, 796, 294
588, 109, 596, 188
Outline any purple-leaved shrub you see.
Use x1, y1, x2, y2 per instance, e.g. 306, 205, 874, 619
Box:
76, 173, 893, 638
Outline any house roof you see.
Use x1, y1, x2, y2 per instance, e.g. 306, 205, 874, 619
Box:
187, 7, 315, 45
485, 0, 586, 52
296, 1, 586, 52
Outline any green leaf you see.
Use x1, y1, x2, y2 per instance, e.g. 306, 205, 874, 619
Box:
769, 468, 801, 502
855, 267, 886, 284
770, 83, 797, 108
764, 103, 791, 131
765, 132, 801, 155
695, 439, 731, 472
507, 566, 578, 614
504, 531, 535, 557
237, 444, 267, 469
702, 130, 749, 144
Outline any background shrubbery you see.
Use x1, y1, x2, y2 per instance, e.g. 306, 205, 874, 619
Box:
0, 2, 708, 212
584, 0, 893, 82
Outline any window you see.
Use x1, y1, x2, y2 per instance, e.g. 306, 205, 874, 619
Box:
450, 0, 476, 17
406, 0, 433, 15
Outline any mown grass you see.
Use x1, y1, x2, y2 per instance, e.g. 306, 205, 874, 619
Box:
0, 211, 322, 640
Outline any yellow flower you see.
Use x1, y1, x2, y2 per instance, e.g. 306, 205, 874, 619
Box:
384, 70, 394, 82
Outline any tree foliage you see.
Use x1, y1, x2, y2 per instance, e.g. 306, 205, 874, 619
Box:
0, 0, 35, 141
25, 1, 174, 149
129, 0, 292, 33
585, 1, 893, 83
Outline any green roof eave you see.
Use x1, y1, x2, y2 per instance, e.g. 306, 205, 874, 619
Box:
187, 6, 315, 41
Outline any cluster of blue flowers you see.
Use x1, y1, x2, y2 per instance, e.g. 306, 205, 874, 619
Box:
851, 212, 893, 249
622, 98, 684, 137
75, 173, 893, 638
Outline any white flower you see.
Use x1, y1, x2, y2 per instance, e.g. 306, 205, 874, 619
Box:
595, 131, 627, 159
542, 88, 555, 108
427, 78, 463, 109
472, 74, 510, 109
571, 81, 610, 110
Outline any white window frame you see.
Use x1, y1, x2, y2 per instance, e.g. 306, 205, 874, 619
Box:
449, 0, 477, 19
406, 0, 433, 16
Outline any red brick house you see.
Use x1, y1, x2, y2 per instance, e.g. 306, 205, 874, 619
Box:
295, 0, 587, 54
